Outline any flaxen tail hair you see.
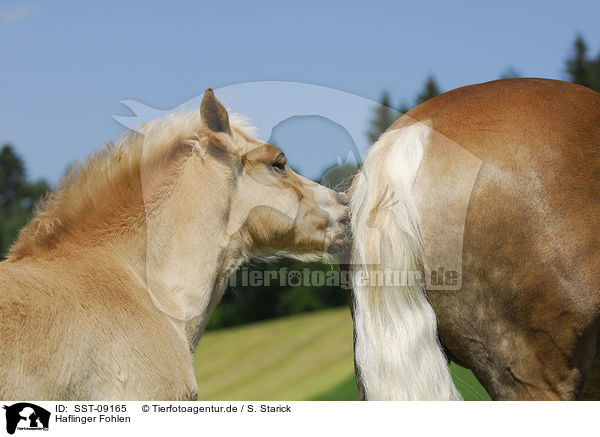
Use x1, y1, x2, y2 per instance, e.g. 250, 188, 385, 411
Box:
350, 121, 460, 400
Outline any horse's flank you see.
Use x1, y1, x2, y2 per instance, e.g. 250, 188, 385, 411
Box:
350, 78, 600, 400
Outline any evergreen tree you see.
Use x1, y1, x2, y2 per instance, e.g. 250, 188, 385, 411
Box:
397, 102, 410, 115
592, 55, 600, 92
367, 91, 398, 143
566, 34, 593, 88
0, 144, 49, 257
415, 76, 441, 105
499, 66, 521, 79
0, 144, 27, 208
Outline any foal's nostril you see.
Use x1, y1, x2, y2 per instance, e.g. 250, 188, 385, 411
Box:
336, 192, 350, 205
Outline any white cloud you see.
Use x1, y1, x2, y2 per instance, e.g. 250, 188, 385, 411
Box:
0, 4, 37, 24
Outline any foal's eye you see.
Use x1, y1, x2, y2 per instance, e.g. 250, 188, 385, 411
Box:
272, 154, 287, 173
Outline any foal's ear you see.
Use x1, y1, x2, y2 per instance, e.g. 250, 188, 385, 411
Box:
200, 88, 230, 134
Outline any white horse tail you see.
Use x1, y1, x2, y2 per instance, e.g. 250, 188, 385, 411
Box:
350, 121, 461, 400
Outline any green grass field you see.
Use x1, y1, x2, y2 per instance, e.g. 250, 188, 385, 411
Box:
193, 307, 491, 400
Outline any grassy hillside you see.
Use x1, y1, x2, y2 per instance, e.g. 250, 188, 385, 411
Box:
193, 307, 491, 401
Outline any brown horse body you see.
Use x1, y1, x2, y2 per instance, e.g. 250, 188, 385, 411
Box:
351, 78, 600, 400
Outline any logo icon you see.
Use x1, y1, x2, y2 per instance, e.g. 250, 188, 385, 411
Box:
3, 403, 50, 434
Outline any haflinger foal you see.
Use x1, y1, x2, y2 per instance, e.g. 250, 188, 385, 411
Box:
0, 89, 348, 400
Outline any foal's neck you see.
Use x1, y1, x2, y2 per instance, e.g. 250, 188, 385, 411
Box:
137, 158, 247, 351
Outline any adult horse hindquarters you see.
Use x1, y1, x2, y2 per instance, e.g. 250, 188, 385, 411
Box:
351, 79, 600, 400
0, 90, 349, 400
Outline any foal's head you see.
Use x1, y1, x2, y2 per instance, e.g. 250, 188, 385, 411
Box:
151, 89, 349, 263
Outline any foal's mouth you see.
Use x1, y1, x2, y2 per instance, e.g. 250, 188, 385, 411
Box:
325, 219, 351, 255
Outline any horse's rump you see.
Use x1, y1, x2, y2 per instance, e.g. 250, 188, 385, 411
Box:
351, 78, 600, 400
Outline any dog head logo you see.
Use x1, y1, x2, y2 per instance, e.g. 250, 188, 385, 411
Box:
3, 403, 50, 434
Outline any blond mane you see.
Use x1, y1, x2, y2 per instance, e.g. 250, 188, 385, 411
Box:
7, 109, 258, 261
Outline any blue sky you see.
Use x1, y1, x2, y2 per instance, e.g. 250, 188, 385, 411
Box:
1, 0, 599, 183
